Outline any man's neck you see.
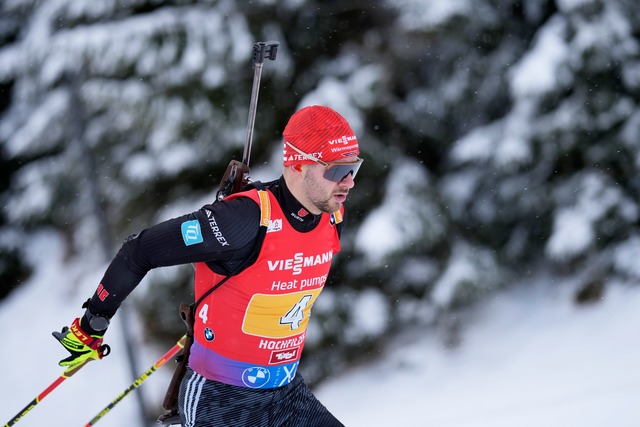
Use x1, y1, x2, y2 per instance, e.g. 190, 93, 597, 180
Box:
272, 176, 322, 232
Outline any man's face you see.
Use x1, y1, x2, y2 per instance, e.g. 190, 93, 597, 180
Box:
300, 161, 356, 214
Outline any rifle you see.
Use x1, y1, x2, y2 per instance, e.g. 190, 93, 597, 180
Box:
158, 304, 193, 425
216, 41, 279, 201
158, 41, 279, 426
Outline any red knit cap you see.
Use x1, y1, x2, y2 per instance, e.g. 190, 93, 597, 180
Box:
282, 105, 359, 166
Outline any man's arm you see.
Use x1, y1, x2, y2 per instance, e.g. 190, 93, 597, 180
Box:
86, 196, 261, 319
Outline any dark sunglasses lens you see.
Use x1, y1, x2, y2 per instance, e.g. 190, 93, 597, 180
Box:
323, 162, 362, 182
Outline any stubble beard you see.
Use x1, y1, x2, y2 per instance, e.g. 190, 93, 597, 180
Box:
302, 172, 344, 214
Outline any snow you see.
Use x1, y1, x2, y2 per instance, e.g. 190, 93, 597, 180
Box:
556, 0, 593, 9
546, 207, 594, 261
394, 0, 473, 31
612, 236, 640, 280
2, 1, 640, 426
7, 164, 54, 221
355, 157, 443, 266
344, 289, 389, 342
0, 231, 171, 427
546, 171, 639, 261
510, 15, 570, 98
3, 230, 639, 426
317, 281, 640, 427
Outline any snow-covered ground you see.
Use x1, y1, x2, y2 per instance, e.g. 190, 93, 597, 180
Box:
2, 231, 639, 426
318, 280, 640, 426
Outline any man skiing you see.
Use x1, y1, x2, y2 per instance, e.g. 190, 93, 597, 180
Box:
53, 105, 363, 426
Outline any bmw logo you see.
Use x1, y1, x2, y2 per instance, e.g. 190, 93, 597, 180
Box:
204, 328, 215, 341
242, 367, 270, 388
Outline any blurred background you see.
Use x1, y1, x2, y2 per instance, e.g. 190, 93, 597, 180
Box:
1, 0, 640, 426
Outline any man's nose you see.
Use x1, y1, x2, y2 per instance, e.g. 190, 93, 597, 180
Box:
339, 172, 355, 188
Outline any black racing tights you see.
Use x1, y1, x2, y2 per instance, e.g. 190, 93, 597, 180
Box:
179, 368, 345, 427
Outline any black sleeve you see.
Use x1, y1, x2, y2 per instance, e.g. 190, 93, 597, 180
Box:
87, 196, 261, 317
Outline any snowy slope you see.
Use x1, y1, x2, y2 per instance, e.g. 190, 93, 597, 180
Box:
2, 230, 640, 426
1, 231, 172, 427
317, 281, 640, 426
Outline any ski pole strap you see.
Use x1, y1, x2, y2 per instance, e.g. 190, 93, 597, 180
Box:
68, 318, 105, 350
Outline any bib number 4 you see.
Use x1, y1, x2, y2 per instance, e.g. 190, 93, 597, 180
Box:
198, 303, 209, 324
242, 290, 322, 338
279, 294, 313, 330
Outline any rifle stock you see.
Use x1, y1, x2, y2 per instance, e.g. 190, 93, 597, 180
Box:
160, 304, 194, 414
216, 159, 251, 201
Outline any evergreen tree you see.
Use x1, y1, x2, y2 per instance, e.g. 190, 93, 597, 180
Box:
1, 0, 639, 386
445, 0, 640, 295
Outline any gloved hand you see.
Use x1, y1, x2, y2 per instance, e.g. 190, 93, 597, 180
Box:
52, 317, 110, 369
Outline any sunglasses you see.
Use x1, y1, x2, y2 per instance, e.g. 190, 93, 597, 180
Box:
286, 141, 364, 183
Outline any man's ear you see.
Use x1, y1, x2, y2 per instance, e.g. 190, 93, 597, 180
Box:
292, 164, 303, 172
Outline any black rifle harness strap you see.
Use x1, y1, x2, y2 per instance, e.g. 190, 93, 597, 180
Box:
194, 182, 271, 314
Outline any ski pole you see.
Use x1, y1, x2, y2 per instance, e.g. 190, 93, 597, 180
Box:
84, 335, 187, 426
4, 358, 94, 427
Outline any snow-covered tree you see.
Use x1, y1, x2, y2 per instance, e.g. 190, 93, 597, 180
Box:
0, 0, 396, 381
2, 0, 639, 386
444, 0, 640, 293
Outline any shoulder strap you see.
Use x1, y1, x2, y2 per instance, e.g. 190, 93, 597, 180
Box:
192, 184, 270, 313
331, 209, 343, 224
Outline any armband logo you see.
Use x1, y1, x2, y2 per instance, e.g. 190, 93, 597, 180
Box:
96, 283, 109, 301
181, 220, 203, 246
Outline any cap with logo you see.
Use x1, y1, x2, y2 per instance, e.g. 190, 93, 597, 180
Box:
282, 105, 359, 166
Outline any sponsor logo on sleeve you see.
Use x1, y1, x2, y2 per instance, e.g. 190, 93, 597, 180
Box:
181, 220, 203, 246
205, 211, 229, 246
96, 283, 109, 301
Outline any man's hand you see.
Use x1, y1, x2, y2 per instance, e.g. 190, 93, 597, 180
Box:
52, 318, 110, 369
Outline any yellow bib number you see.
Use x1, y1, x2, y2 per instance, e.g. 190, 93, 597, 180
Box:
242, 289, 322, 338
